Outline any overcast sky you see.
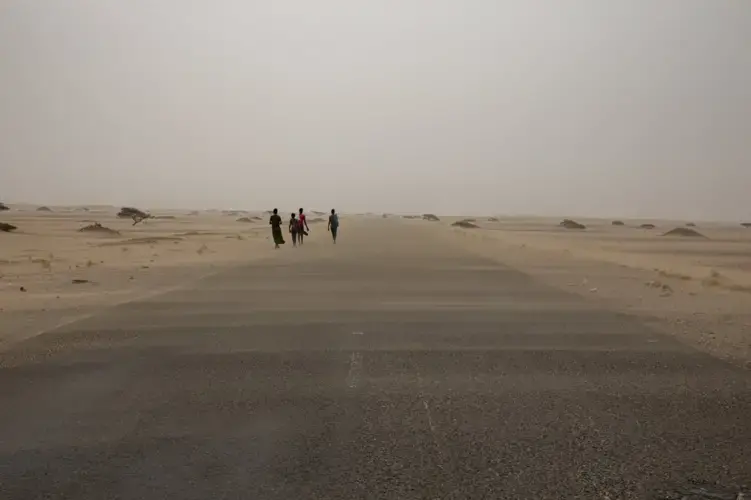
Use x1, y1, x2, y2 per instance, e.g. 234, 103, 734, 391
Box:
1, 1, 749, 218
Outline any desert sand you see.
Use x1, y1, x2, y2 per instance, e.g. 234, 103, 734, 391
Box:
3, 206, 751, 362
422, 215, 751, 364
0, 205, 276, 347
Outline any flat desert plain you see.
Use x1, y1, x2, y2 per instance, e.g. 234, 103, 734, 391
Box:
2, 207, 751, 363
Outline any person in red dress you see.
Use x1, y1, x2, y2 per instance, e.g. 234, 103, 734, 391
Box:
297, 208, 310, 245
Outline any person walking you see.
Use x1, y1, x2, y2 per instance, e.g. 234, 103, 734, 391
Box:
297, 208, 310, 245
327, 208, 339, 244
289, 212, 299, 247
269, 208, 285, 249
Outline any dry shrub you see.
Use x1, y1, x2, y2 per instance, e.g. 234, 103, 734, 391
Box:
79, 223, 120, 236
452, 220, 479, 229
560, 219, 586, 229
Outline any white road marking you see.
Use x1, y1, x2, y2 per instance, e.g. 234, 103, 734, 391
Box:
414, 367, 446, 467
346, 352, 363, 388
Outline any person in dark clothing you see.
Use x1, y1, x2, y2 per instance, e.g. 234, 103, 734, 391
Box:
327, 208, 339, 244
269, 208, 284, 248
289, 213, 299, 247
297, 208, 310, 245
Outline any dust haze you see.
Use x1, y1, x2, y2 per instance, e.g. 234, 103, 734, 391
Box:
1, 1, 749, 220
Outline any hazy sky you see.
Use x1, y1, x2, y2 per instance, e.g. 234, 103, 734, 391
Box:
1, 1, 749, 218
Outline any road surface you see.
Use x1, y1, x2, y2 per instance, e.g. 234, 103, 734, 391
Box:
1, 220, 750, 499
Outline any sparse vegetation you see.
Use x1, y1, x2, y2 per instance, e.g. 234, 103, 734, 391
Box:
612, 220, 625, 226
423, 214, 440, 221
742, 223, 751, 228
0, 202, 9, 211
117, 207, 151, 225
640, 224, 656, 230
488, 217, 499, 222
79, 222, 120, 235
36, 206, 53, 212
560, 219, 586, 230
236, 217, 253, 223
452, 220, 479, 229
0, 222, 17, 232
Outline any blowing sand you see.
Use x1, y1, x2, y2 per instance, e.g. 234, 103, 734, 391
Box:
0, 207, 272, 347
3, 208, 751, 363
430, 216, 751, 364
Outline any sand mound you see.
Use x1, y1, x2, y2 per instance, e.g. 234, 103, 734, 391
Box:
560, 219, 586, 230
36, 206, 53, 212
612, 220, 625, 226
423, 214, 440, 221
236, 217, 254, 223
78, 223, 120, 236
403, 215, 420, 219
312, 211, 326, 216
686, 222, 696, 227
662, 227, 707, 238
640, 224, 656, 229
309, 217, 325, 223
0, 202, 9, 211
153, 215, 176, 220
1, 222, 17, 232
187, 211, 200, 216
487, 217, 499, 222
452, 220, 479, 229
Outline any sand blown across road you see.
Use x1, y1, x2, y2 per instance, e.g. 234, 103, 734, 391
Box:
426, 215, 751, 363
4, 210, 751, 363
0, 207, 273, 347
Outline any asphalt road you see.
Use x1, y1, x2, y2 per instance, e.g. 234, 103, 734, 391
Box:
1, 221, 750, 499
